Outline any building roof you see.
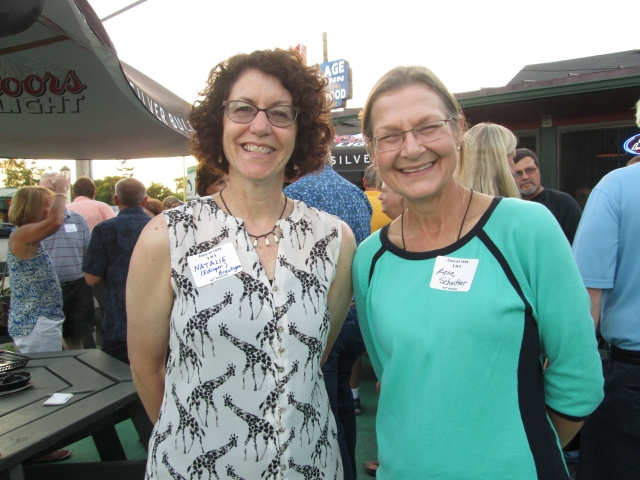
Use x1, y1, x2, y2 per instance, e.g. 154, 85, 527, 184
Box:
508, 49, 640, 85
0, 188, 18, 198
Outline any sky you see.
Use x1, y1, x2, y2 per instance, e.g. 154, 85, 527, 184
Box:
31, 0, 640, 190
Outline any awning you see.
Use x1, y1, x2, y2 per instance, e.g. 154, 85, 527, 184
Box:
0, 0, 191, 159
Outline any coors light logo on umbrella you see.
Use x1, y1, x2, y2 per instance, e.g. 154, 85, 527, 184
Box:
0, 0, 191, 160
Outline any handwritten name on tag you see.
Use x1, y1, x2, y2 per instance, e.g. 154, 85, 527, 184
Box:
64, 223, 77, 233
429, 256, 479, 292
187, 242, 243, 288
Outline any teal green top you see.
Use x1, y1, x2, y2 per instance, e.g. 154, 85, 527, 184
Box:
353, 197, 603, 480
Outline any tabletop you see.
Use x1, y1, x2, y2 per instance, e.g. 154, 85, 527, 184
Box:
0, 349, 152, 480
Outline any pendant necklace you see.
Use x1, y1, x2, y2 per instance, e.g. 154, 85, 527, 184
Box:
401, 188, 474, 251
219, 190, 288, 247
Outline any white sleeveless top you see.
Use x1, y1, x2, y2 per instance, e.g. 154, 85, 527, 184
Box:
146, 197, 343, 480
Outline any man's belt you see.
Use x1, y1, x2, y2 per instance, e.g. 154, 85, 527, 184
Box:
610, 345, 640, 365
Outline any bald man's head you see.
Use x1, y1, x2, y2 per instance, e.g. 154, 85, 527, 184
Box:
115, 178, 147, 207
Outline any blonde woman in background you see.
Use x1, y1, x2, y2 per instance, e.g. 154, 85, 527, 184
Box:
7, 176, 69, 353
457, 122, 520, 198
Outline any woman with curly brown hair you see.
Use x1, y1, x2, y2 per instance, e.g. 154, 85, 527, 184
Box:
127, 49, 355, 479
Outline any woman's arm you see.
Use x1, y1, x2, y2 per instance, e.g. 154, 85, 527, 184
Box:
9, 175, 69, 259
547, 410, 584, 448
126, 214, 173, 424
321, 221, 356, 365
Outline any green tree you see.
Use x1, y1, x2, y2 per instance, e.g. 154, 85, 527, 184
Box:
147, 182, 178, 201
116, 159, 134, 178
94, 176, 125, 205
173, 176, 185, 197
0, 158, 49, 187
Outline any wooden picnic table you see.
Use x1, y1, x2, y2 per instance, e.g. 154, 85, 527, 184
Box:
0, 349, 153, 480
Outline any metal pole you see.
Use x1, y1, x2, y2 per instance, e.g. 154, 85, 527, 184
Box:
182, 156, 187, 202
322, 32, 328, 62
101, 0, 149, 22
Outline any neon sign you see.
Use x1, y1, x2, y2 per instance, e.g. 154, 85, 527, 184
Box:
623, 133, 640, 155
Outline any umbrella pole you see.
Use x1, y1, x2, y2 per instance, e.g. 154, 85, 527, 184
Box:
182, 156, 187, 202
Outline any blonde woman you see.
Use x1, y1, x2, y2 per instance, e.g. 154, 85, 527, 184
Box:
8, 176, 69, 353
353, 65, 603, 479
457, 122, 520, 198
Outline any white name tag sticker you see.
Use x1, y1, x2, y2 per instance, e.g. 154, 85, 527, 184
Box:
187, 242, 243, 288
430, 256, 479, 292
64, 224, 78, 233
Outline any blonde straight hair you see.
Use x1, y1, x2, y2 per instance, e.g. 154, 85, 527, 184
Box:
457, 123, 520, 198
8, 186, 54, 227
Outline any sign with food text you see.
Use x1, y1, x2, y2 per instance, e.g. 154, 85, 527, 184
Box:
320, 59, 353, 108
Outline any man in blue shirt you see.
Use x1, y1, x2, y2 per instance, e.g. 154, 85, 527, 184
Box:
285, 161, 372, 480
83, 178, 150, 364
572, 105, 640, 479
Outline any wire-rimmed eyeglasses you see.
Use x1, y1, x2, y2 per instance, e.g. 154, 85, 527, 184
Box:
222, 100, 298, 127
369, 118, 453, 153
512, 166, 538, 180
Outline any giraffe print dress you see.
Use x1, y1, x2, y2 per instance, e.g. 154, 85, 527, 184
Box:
147, 197, 343, 480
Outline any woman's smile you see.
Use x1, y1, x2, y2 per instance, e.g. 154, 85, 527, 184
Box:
398, 159, 437, 175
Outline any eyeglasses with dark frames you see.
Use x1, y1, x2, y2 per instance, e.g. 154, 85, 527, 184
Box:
369, 118, 453, 153
223, 100, 298, 127
512, 166, 538, 179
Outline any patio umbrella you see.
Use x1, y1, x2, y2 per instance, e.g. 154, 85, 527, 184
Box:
331, 119, 370, 183
0, 0, 191, 159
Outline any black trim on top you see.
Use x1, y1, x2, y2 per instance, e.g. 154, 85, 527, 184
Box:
547, 406, 588, 423
368, 243, 389, 285
478, 230, 568, 480
379, 197, 502, 260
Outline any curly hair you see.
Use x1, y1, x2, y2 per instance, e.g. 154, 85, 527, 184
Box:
189, 48, 333, 179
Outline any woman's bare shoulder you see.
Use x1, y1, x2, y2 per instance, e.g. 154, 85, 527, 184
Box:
136, 213, 170, 255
